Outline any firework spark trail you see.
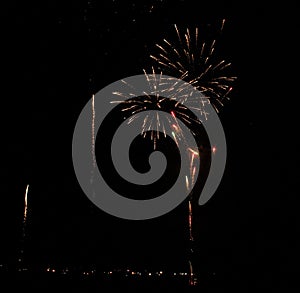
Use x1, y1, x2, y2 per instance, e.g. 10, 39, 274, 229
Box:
19, 184, 29, 267
23, 184, 29, 227
186, 159, 197, 286
91, 94, 96, 185
188, 147, 199, 186
189, 260, 195, 286
188, 200, 193, 242
150, 20, 237, 113
92, 94, 96, 168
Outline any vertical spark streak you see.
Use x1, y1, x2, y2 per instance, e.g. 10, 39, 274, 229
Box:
188, 200, 193, 242
189, 260, 195, 286
19, 184, 29, 269
185, 175, 190, 191
220, 18, 226, 32
23, 184, 29, 224
188, 198, 196, 286
187, 147, 199, 286
91, 94, 96, 185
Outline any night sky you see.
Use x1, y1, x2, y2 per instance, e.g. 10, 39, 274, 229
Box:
1, 0, 297, 290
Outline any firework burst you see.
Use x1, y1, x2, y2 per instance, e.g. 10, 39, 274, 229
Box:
150, 20, 237, 112
111, 68, 209, 150
110, 69, 209, 203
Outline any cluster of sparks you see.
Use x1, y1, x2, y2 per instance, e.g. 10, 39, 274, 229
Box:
150, 20, 237, 113
112, 69, 209, 151
112, 69, 203, 196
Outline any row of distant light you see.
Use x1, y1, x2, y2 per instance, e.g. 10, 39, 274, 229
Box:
45, 268, 189, 277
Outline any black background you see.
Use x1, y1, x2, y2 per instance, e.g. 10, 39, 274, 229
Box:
1, 0, 297, 291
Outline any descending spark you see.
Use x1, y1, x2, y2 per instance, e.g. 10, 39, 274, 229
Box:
150, 19, 237, 112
